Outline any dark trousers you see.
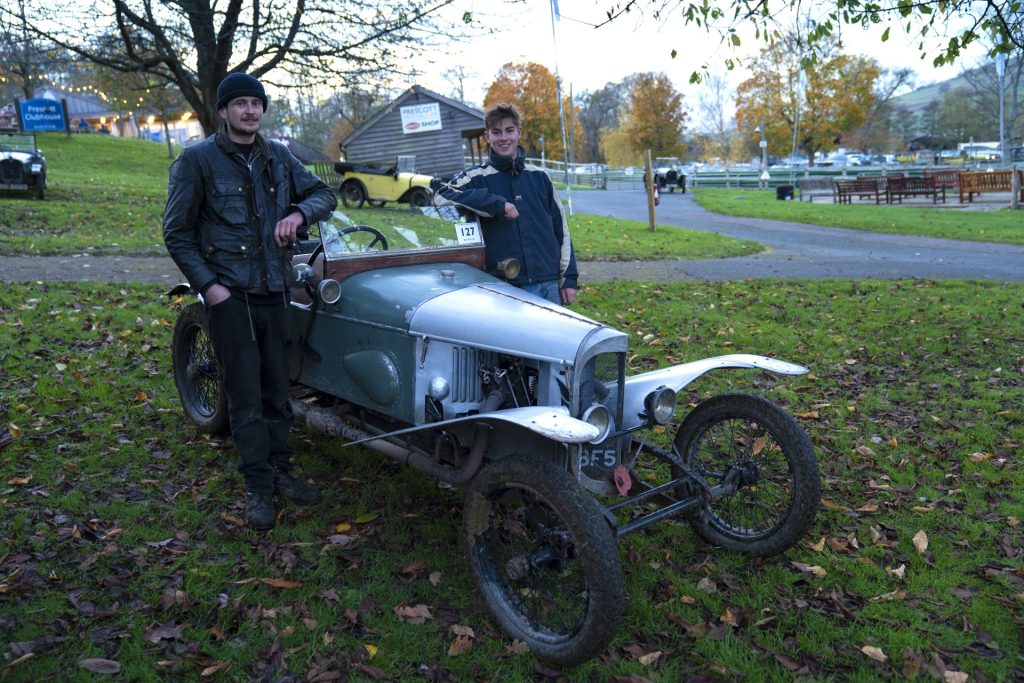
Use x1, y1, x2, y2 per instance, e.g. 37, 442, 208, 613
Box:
207, 295, 292, 494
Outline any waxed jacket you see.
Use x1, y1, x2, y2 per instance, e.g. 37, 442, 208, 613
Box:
434, 146, 578, 289
163, 128, 337, 296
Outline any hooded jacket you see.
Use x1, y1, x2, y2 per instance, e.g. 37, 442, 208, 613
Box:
163, 128, 337, 296
434, 146, 578, 289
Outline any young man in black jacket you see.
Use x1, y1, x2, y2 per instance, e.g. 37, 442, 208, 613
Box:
163, 73, 337, 531
435, 103, 578, 305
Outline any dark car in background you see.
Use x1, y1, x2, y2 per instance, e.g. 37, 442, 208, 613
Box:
0, 133, 46, 200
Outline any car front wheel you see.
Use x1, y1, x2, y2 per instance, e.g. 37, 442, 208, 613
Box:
171, 303, 228, 434
340, 180, 366, 209
463, 455, 623, 666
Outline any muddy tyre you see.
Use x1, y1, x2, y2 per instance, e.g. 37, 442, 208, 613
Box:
464, 455, 623, 666
674, 394, 819, 556
171, 303, 228, 434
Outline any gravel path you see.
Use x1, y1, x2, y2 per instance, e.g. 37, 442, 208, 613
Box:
2, 190, 1021, 283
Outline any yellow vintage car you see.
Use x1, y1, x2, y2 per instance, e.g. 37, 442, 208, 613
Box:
333, 162, 436, 208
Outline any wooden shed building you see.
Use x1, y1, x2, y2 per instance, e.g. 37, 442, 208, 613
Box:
339, 85, 485, 180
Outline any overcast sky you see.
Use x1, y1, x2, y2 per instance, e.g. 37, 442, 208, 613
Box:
413, 0, 989, 123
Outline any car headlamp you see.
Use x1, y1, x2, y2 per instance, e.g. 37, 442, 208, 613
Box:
644, 386, 677, 425
318, 279, 342, 305
496, 258, 520, 281
31, 164, 42, 173
581, 404, 612, 444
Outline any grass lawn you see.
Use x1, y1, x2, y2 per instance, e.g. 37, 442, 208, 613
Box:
1, 279, 1022, 681
693, 187, 1024, 245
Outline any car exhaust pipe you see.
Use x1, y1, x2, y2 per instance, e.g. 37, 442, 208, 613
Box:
289, 390, 503, 486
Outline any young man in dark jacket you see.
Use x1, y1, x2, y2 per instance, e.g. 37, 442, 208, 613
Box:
434, 103, 578, 305
163, 73, 337, 531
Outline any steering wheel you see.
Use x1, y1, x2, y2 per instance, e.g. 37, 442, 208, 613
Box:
338, 225, 389, 252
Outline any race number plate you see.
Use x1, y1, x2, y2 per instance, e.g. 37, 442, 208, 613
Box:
454, 221, 482, 245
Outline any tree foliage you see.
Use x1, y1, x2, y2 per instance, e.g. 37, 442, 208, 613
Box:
734, 35, 879, 162
575, 81, 629, 163
1, 0, 467, 136
600, 0, 1024, 77
483, 61, 582, 161
622, 72, 687, 158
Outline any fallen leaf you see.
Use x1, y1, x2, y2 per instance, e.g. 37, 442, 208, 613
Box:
200, 661, 230, 677
944, 671, 969, 683
796, 410, 820, 419
912, 530, 929, 554
855, 502, 879, 512
887, 564, 907, 580
719, 609, 738, 626
334, 522, 352, 533
354, 512, 378, 524
808, 537, 826, 552
7, 475, 31, 486
869, 589, 906, 602
448, 635, 473, 657
260, 578, 302, 589
144, 622, 183, 644
80, 658, 121, 674
394, 603, 432, 624
638, 650, 663, 666
363, 644, 378, 658
696, 577, 717, 593
855, 445, 876, 457
861, 645, 887, 662
790, 562, 827, 578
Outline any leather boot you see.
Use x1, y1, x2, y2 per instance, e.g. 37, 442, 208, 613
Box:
275, 471, 322, 506
245, 491, 276, 530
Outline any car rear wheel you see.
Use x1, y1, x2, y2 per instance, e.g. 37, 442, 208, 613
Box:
340, 180, 366, 209
171, 303, 228, 434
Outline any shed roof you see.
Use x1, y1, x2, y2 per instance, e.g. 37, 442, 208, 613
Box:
343, 84, 483, 147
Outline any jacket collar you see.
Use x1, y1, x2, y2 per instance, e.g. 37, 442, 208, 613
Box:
489, 145, 526, 173
215, 122, 271, 159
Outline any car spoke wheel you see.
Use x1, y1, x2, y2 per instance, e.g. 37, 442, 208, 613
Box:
171, 303, 228, 434
340, 180, 366, 209
464, 455, 623, 666
673, 394, 819, 556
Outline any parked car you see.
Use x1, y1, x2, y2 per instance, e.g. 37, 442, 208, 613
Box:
0, 132, 46, 200
333, 161, 435, 209
168, 206, 821, 666
652, 156, 687, 193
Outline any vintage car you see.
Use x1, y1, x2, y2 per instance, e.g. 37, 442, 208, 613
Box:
333, 161, 435, 209
652, 156, 687, 193
169, 206, 821, 666
0, 132, 46, 200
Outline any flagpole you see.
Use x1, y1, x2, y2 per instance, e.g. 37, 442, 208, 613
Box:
549, 0, 572, 216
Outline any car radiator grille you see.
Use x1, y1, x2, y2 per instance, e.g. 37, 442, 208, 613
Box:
579, 352, 624, 426
0, 159, 22, 184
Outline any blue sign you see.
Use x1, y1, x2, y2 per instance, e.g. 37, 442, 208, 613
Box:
19, 98, 66, 132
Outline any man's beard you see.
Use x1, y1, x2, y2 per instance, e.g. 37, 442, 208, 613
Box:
228, 118, 260, 138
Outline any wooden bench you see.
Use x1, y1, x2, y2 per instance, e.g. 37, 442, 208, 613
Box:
886, 176, 945, 204
835, 178, 884, 204
959, 170, 1024, 203
796, 176, 835, 202
923, 169, 961, 191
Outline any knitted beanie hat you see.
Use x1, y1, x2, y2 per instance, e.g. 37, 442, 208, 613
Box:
216, 73, 268, 111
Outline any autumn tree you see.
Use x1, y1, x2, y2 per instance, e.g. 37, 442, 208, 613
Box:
575, 80, 629, 163
483, 61, 582, 161
621, 72, 687, 158
600, 0, 1022, 76
1, 0, 468, 136
842, 67, 914, 153
735, 35, 879, 163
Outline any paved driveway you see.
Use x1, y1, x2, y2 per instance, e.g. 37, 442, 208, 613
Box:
571, 189, 1024, 282
2, 190, 1021, 283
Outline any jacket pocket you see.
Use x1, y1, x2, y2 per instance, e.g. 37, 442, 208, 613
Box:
210, 176, 249, 226
204, 234, 257, 290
